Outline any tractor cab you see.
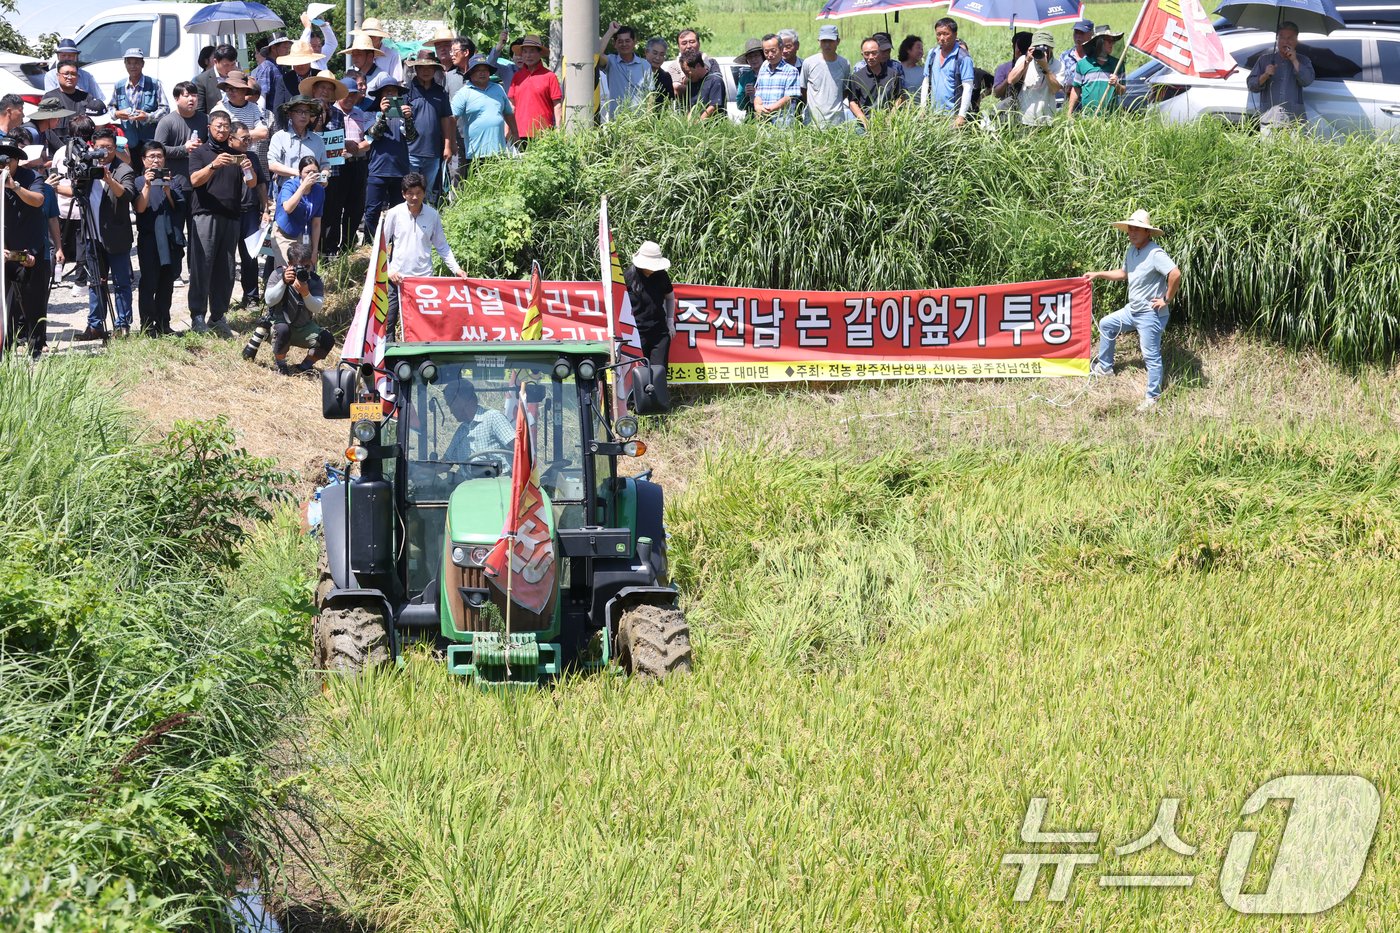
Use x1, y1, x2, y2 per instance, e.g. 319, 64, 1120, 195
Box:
316, 341, 689, 688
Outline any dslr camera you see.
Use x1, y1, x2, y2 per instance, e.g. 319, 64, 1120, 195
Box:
293, 265, 311, 283
1031, 44, 1052, 62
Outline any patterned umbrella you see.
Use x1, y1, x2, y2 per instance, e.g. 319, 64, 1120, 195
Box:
184, 1, 284, 36
946, 0, 1085, 28
817, 0, 950, 18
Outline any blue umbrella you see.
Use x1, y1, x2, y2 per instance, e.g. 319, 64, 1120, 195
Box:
1215, 0, 1343, 34
946, 0, 1085, 28
184, 1, 285, 36
817, 0, 949, 18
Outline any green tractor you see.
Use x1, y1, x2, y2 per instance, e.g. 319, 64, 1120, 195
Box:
315, 341, 690, 687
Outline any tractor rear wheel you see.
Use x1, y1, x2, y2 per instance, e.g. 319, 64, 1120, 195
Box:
315, 602, 390, 672
616, 604, 692, 681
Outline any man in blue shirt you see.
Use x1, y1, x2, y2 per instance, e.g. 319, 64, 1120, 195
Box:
107, 49, 168, 147
753, 34, 801, 127
452, 55, 518, 169
598, 23, 654, 120
924, 17, 974, 126
404, 52, 455, 206
1085, 209, 1182, 411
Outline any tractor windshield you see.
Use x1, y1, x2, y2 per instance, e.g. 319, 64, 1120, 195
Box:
402, 358, 587, 506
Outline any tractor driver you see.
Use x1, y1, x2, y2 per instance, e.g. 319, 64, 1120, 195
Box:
441, 380, 515, 464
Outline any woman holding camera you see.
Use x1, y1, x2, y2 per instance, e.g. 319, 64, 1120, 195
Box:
993, 31, 1060, 127
132, 143, 187, 335
272, 155, 324, 268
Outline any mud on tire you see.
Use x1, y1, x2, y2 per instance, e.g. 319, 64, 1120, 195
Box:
616, 604, 692, 681
314, 602, 390, 672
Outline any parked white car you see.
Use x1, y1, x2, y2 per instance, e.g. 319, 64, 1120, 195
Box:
0, 52, 47, 102
1128, 24, 1400, 136
69, 3, 212, 109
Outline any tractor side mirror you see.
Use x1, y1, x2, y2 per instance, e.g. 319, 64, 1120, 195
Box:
627, 363, 671, 415
322, 367, 358, 419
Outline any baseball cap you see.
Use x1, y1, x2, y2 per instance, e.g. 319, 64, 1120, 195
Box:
1072, 18, 1095, 33
122, 48, 145, 61
818, 25, 839, 42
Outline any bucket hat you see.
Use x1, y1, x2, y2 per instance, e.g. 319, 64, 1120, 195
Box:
299, 69, 349, 99
740, 38, 764, 61
366, 71, 408, 96
1111, 209, 1164, 236
26, 99, 75, 121
259, 33, 292, 55
631, 241, 671, 272
278, 94, 325, 118
218, 70, 255, 91
464, 54, 496, 76
405, 51, 444, 70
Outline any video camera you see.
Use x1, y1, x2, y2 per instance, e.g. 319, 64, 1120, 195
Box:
65, 144, 106, 182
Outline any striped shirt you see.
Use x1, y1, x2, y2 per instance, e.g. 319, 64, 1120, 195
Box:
753, 60, 801, 127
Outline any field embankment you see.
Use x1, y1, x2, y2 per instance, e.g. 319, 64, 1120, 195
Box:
444, 116, 1400, 363
306, 334, 1398, 930
0, 357, 316, 931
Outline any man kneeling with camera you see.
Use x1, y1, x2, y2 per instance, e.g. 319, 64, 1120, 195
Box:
256, 241, 334, 375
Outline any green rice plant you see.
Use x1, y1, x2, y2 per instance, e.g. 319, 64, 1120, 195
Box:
0, 358, 314, 931
445, 114, 1400, 362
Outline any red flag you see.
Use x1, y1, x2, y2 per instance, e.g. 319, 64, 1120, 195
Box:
482, 384, 556, 615
1129, 0, 1236, 79
520, 260, 544, 340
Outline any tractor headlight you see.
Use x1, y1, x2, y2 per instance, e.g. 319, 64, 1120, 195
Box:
576, 358, 597, 381
452, 546, 466, 565
451, 545, 493, 567
471, 546, 490, 565
352, 419, 377, 443
552, 358, 573, 381
615, 415, 639, 439
420, 362, 438, 383
394, 361, 413, 382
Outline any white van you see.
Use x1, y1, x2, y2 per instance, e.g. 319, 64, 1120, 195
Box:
70, 3, 211, 107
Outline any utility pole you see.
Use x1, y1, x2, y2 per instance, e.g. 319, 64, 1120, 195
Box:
560, 0, 597, 130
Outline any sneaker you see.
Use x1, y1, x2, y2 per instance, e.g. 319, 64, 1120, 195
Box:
1136, 397, 1159, 413
173, 275, 187, 288
190, 317, 210, 335
211, 318, 234, 339
1091, 362, 1114, 377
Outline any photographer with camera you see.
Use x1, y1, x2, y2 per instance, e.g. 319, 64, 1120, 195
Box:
272, 155, 324, 268
257, 241, 332, 376
188, 111, 256, 337
2, 140, 49, 358
994, 31, 1060, 127
132, 144, 186, 336
363, 73, 418, 236
54, 126, 134, 340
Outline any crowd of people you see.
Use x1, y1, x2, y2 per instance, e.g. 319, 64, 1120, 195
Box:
2, 10, 1204, 385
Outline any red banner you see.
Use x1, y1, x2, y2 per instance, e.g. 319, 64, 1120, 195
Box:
400, 276, 1093, 382
1129, 0, 1236, 79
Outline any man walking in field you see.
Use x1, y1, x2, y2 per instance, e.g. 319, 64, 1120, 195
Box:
1085, 209, 1181, 411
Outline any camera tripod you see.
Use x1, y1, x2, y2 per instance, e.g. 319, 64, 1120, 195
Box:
63, 165, 115, 341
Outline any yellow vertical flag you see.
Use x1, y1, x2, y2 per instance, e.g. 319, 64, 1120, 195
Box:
520, 260, 544, 340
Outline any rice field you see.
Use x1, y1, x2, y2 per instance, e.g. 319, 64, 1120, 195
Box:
303, 336, 1400, 930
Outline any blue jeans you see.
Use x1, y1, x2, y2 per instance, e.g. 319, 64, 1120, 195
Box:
408, 154, 443, 204
1096, 305, 1170, 399
88, 247, 133, 330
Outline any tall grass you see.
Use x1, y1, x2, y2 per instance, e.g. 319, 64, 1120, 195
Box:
0, 358, 315, 931
444, 114, 1400, 362
309, 416, 1399, 929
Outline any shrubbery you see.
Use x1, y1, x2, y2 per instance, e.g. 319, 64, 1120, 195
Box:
0, 360, 315, 931
444, 114, 1400, 362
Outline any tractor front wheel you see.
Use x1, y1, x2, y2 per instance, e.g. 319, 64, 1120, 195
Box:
315, 602, 390, 672
616, 604, 692, 681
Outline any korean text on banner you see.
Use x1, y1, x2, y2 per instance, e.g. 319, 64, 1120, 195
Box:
398, 275, 1094, 382
1129, 0, 1236, 79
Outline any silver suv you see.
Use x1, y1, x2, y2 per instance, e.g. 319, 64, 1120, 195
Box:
1125, 24, 1400, 136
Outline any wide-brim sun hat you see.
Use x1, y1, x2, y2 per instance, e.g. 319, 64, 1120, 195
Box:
356, 18, 389, 38
1112, 209, 1164, 236
519, 34, 546, 49
464, 54, 496, 76
340, 34, 379, 55
0, 143, 26, 162
278, 94, 326, 117
277, 40, 322, 66
423, 26, 455, 47
300, 69, 349, 100
405, 52, 444, 70
366, 72, 408, 96
1087, 24, 1124, 43
26, 99, 75, 121
218, 70, 255, 91
259, 33, 292, 55
631, 241, 670, 272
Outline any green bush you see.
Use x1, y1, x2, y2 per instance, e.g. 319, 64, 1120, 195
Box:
0, 359, 312, 931
445, 114, 1400, 362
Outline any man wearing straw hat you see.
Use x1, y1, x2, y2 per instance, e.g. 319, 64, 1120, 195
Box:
277, 39, 324, 109
354, 18, 404, 83
1085, 209, 1182, 411
1067, 25, 1126, 118
404, 51, 455, 205
340, 33, 382, 90
507, 35, 562, 148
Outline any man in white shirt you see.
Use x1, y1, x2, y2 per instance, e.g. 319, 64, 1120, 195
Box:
300, 11, 339, 71
383, 170, 465, 336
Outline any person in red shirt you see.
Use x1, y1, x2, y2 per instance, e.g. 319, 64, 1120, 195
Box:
506, 34, 561, 148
